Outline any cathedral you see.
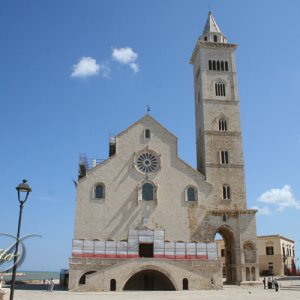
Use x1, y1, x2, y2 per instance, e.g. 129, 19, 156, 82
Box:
69, 12, 259, 291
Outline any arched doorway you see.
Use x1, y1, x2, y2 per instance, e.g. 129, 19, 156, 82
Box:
182, 278, 188, 290
215, 226, 235, 283
110, 279, 116, 291
123, 269, 176, 291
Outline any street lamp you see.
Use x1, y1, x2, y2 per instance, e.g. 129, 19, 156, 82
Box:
10, 179, 32, 300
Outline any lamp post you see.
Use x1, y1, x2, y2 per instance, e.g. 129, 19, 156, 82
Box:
10, 179, 31, 300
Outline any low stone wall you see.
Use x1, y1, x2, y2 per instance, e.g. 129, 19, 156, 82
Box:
69, 257, 222, 291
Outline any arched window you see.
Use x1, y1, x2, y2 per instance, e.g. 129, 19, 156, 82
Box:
185, 186, 198, 202
214, 35, 218, 42
144, 129, 151, 138
208, 60, 212, 70
95, 183, 105, 199
225, 61, 229, 71
223, 185, 231, 200
221, 61, 224, 71
187, 187, 196, 201
110, 279, 116, 291
222, 214, 228, 222
251, 267, 256, 281
220, 150, 229, 164
142, 183, 154, 200
183, 278, 188, 290
215, 82, 226, 96
219, 118, 227, 131
246, 268, 250, 281
204, 36, 207, 41
212, 60, 216, 71
217, 61, 220, 71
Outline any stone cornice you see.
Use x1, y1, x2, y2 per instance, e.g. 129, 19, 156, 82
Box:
205, 130, 241, 137
203, 99, 239, 105
206, 163, 244, 169
190, 41, 238, 64
208, 209, 258, 216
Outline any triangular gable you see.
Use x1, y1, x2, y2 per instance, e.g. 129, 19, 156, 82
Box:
117, 114, 177, 141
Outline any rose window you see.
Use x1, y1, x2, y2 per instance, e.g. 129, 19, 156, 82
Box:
136, 152, 158, 173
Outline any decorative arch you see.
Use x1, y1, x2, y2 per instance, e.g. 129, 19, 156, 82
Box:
214, 225, 236, 283
79, 271, 96, 285
122, 265, 177, 291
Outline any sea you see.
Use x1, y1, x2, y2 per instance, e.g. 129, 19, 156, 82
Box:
1, 271, 60, 282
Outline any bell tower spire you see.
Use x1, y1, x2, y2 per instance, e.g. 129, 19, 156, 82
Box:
200, 12, 227, 43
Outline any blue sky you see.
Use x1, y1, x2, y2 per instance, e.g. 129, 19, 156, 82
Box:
1, 0, 299, 271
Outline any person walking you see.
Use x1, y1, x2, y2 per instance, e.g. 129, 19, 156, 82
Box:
268, 277, 272, 289
46, 278, 50, 291
274, 278, 279, 292
49, 278, 55, 292
262, 277, 266, 289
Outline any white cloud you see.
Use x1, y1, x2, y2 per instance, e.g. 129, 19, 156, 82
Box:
112, 47, 140, 73
257, 185, 300, 211
251, 205, 271, 215
71, 56, 100, 78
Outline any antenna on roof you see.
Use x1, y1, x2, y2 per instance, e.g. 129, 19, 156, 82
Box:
146, 105, 151, 114
209, 0, 211, 13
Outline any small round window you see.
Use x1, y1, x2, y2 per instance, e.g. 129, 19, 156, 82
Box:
136, 152, 159, 173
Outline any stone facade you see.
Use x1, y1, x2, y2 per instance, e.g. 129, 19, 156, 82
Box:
69, 12, 259, 291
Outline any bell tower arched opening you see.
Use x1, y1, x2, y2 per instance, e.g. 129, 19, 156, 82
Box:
214, 226, 236, 284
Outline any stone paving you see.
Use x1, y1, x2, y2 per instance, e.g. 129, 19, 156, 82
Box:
1, 284, 298, 300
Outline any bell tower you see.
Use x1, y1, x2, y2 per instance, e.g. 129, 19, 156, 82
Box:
190, 12, 246, 210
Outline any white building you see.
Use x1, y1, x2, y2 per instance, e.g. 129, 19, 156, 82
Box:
69, 12, 259, 291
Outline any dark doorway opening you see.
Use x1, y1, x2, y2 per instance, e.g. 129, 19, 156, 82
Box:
214, 227, 235, 283
183, 278, 188, 290
139, 243, 153, 257
123, 269, 175, 291
110, 279, 116, 291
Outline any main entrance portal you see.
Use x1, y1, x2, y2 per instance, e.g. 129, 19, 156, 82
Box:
123, 270, 176, 291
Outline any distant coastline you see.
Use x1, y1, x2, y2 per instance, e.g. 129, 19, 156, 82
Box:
0, 271, 60, 282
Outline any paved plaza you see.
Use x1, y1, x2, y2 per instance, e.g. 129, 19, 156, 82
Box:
2, 284, 299, 300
